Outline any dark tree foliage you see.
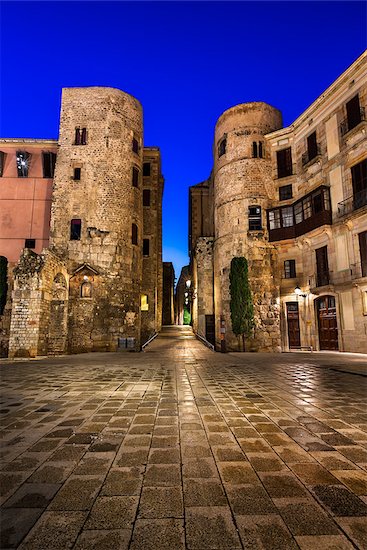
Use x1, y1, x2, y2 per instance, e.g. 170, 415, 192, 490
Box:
0, 256, 8, 315
229, 257, 254, 351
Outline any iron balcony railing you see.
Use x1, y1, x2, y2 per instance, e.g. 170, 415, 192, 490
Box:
337, 188, 367, 217
309, 262, 367, 289
340, 107, 365, 136
301, 144, 321, 166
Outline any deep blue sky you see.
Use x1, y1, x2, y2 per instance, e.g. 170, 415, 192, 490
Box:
1, 2, 366, 277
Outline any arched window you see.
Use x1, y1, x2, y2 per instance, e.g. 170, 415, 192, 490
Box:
252, 142, 258, 158
132, 223, 138, 245
252, 141, 264, 158
81, 281, 92, 298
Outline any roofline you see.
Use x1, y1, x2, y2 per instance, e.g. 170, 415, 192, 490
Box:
0, 138, 58, 144
267, 49, 367, 139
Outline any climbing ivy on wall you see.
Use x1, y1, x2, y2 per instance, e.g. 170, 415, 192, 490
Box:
0, 256, 8, 315
229, 257, 254, 351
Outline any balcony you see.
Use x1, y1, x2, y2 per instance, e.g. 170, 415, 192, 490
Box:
267, 185, 331, 242
309, 262, 367, 290
337, 188, 367, 217
301, 144, 321, 167
340, 107, 365, 136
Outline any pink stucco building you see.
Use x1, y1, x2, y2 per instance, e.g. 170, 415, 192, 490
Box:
0, 139, 57, 264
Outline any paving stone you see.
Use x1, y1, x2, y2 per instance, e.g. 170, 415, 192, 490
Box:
144, 464, 181, 486
261, 473, 309, 498
48, 476, 102, 510
218, 462, 260, 485
148, 448, 180, 463
213, 446, 246, 462
3, 482, 60, 508
138, 486, 183, 518
73, 455, 112, 475
291, 463, 339, 485
335, 517, 367, 549
227, 485, 276, 515
183, 458, 218, 479
312, 484, 367, 516
28, 462, 74, 483
85, 496, 138, 529
184, 478, 227, 506
277, 501, 339, 535
0, 507, 43, 549
295, 534, 354, 549
181, 445, 212, 459
18, 511, 87, 549
130, 518, 184, 550
247, 453, 287, 472
185, 507, 242, 549
236, 514, 298, 549
73, 528, 131, 550
101, 467, 143, 496
330, 469, 367, 495
28, 439, 61, 452
116, 448, 149, 466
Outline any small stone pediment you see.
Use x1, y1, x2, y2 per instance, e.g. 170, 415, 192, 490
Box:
71, 263, 99, 277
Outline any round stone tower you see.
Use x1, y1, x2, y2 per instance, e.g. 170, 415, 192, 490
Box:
50, 87, 143, 352
213, 102, 282, 351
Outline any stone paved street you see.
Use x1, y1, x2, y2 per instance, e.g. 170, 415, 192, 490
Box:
0, 326, 366, 549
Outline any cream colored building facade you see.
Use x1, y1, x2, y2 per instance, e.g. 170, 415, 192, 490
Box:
190, 51, 367, 353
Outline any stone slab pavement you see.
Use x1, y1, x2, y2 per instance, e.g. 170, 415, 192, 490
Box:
0, 325, 366, 549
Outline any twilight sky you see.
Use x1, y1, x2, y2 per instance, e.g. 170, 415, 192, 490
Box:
1, 1, 366, 278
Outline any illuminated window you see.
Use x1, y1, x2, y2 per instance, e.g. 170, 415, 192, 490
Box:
141, 294, 149, 311
249, 206, 262, 230
16, 151, 31, 177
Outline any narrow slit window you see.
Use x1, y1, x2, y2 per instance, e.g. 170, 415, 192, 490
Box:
259, 141, 264, 158
141, 294, 149, 311
70, 219, 81, 240
143, 239, 150, 256
252, 142, 258, 158
132, 223, 138, 245
143, 189, 151, 206
132, 167, 139, 187
73, 167, 81, 181
75, 128, 87, 145
132, 138, 139, 154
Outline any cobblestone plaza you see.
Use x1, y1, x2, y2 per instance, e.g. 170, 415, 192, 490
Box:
0, 327, 366, 549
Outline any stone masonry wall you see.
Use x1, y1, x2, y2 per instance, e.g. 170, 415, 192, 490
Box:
213, 102, 282, 351
49, 87, 143, 351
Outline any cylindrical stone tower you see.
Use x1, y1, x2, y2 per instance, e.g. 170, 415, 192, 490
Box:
50, 87, 143, 352
213, 102, 282, 351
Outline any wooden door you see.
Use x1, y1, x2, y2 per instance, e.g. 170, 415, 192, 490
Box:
316, 296, 338, 350
286, 302, 301, 348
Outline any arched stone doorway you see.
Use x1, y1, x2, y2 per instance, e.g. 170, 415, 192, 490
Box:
48, 273, 68, 354
315, 295, 338, 350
